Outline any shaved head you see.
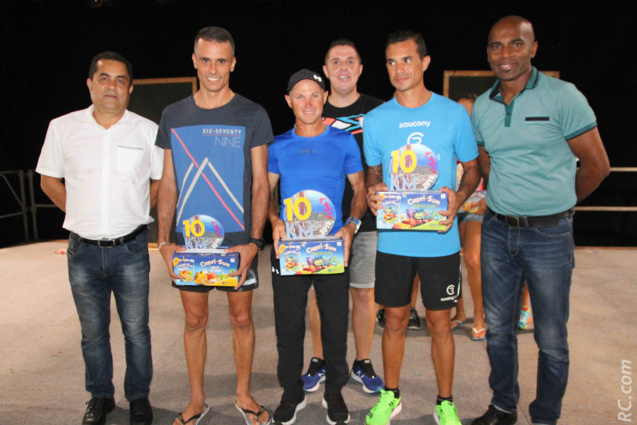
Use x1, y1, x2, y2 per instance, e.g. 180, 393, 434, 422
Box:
489, 15, 535, 45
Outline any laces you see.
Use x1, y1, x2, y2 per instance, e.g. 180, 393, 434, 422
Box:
306, 358, 324, 376
358, 361, 377, 378
85, 399, 97, 414
437, 401, 457, 418
373, 390, 396, 413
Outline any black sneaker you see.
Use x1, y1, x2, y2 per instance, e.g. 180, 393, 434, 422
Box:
273, 397, 307, 425
471, 405, 518, 425
376, 309, 386, 330
408, 308, 422, 330
82, 398, 115, 425
130, 396, 153, 425
322, 393, 350, 424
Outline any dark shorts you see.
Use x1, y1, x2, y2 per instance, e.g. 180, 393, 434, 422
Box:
375, 250, 461, 310
171, 234, 259, 293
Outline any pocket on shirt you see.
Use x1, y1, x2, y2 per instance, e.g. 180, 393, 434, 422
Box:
524, 116, 550, 125
117, 146, 144, 172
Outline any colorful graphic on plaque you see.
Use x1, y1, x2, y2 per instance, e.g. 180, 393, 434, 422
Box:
389, 143, 439, 191
282, 190, 335, 239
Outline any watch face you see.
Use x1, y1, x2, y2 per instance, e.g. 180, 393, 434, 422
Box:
182, 215, 224, 249
282, 190, 335, 239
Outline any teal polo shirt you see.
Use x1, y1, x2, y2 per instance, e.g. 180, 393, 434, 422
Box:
471, 67, 597, 216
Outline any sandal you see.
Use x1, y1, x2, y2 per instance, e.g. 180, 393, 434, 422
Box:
235, 402, 271, 425
471, 327, 487, 341
176, 403, 210, 425
450, 320, 466, 331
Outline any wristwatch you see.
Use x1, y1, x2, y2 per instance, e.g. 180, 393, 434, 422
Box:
345, 217, 362, 234
249, 237, 265, 250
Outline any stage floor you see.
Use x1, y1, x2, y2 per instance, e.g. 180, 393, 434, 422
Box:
0, 242, 634, 424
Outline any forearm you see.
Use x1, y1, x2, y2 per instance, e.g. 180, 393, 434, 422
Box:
575, 165, 610, 203
366, 164, 383, 190
149, 179, 160, 209
456, 164, 481, 204
40, 176, 67, 212
250, 177, 269, 239
477, 146, 491, 188
156, 180, 176, 244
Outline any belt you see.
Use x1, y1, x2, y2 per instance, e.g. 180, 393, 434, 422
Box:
73, 225, 147, 247
490, 208, 573, 228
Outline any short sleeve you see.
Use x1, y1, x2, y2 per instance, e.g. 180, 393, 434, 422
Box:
249, 107, 274, 149
471, 110, 485, 146
556, 83, 597, 141
36, 120, 65, 178
454, 108, 479, 162
155, 109, 172, 150
150, 145, 164, 180
344, 134, 363, 175
267, 143, 280, 175
363, 114, 382, 166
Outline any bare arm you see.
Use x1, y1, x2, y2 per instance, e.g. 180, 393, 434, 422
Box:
227, 144, 269, 287
439, 158, 481, 231
267, 172, 285, 258
156, 149, 183, 280
365, 164, 387, 215
567, 127, 610, 203
40, 175, 66, 212
149, 179, 160, 209
477, 145, 491, 188
334, 170, 366, 267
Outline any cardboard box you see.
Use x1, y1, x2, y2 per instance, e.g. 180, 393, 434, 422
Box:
278, 237, 345, 276
173, 250, 240, 287
376, 191, 448, 231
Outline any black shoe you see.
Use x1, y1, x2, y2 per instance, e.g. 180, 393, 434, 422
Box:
471, 405, 518, 425
82, 398, 115, 425
130, 396, 153, 425
273, 396, 307, 425
376, 309, 386, 330
407, 308, 422, 330
322, 393, 350, 424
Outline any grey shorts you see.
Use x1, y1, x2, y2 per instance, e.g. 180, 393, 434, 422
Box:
458, 212, 483, 224
349, 231, 377, 289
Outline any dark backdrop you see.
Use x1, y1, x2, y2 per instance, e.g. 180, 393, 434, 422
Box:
1, 0, 635, 247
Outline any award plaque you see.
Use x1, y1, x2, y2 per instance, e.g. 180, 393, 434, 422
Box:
278, 190, 345, 276
173, 214, 240, 287
377, 143, 448, 231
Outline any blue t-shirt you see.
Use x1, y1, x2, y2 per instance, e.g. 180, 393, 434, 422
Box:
472, 67, 597, 216
155, 94, 273, 247
363, 93, 478, 257
269, 125, 363, 235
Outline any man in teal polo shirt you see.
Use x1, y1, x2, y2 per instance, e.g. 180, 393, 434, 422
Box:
471, 16, 610, 425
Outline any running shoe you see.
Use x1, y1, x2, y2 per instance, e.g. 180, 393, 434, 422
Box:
301, 357, 325, 392
365, 390, 402, 425
376, 309, 386, 330
351, 359, 384, 394
433, 400, 461, 425
408, 308, 422, 330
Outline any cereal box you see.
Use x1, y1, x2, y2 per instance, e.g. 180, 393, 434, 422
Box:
376, 191, 448, 231
278, 237, 345, 276
173, 249, 240, 287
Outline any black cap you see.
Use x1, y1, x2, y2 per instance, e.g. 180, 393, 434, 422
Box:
286, 68, 326, 94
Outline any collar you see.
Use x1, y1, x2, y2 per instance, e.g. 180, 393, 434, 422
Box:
83, 105, 130, 126
489, 67, 540, 101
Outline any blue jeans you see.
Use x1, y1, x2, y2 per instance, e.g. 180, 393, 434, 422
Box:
67, 229, 152, 401
481, 209, 574, 425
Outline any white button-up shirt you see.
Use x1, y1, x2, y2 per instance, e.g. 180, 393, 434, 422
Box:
36, 106, 163, 239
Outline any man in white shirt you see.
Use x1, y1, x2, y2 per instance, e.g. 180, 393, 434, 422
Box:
36, 51, 163, 425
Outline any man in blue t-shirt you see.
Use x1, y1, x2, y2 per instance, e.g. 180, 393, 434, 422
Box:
363, 31, 480, 425
268, 69, 366, 425
155, 27, 272, 425
470, 16, 609, 425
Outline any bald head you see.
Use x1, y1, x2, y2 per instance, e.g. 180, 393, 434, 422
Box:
487, 15, 538, 85
489, 16, 535, 45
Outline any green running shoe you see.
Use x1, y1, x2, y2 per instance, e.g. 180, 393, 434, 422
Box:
365, 390, 402, 425
433, 400, 461, 425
